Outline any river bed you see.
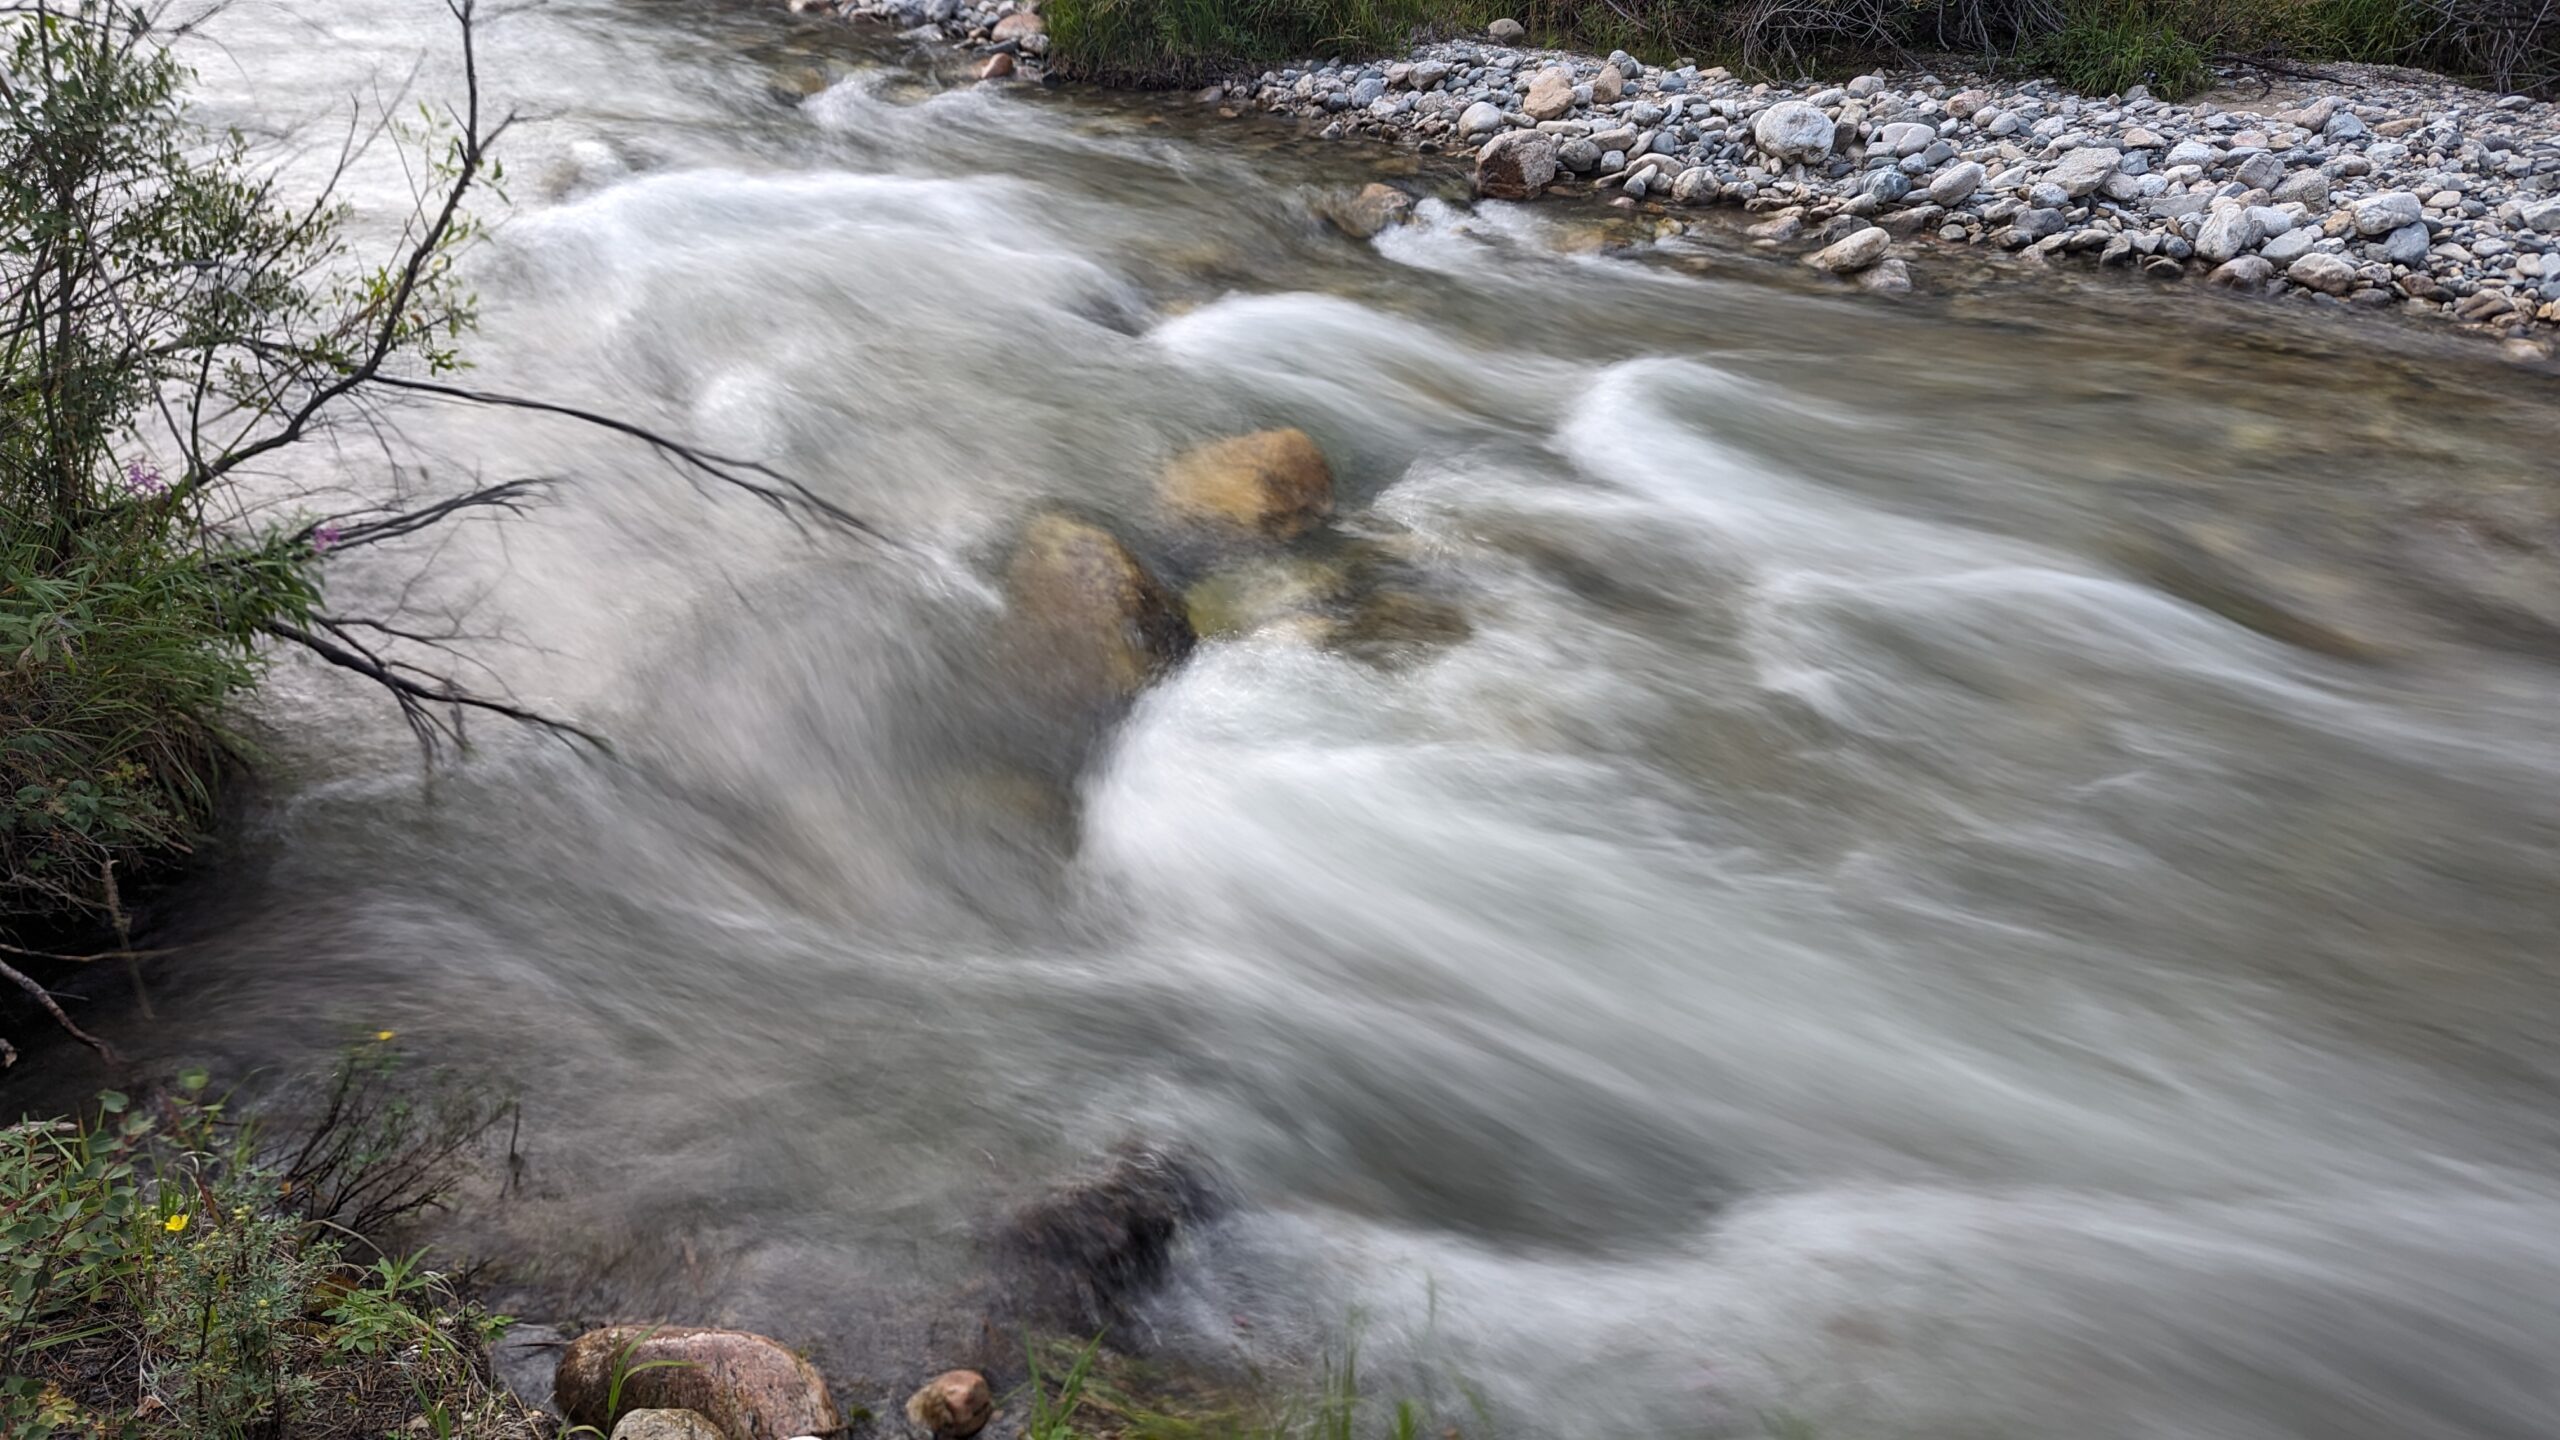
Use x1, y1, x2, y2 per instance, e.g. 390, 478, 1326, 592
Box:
41, 1, 2560, 1436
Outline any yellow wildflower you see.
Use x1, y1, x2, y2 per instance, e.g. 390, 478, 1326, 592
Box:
163, 1213, 189, 1234
375, 1030, 396, 1042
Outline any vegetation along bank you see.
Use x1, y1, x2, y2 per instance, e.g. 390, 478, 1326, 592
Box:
812, 0, 2560, 359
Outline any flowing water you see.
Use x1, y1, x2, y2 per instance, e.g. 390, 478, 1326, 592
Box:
51, 0, 2560, 1434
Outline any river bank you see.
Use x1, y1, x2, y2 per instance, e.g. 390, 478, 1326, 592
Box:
822, 0, 2560, 361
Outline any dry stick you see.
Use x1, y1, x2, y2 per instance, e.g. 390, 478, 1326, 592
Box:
0, 954, 119, 1066
101, 856, 154, 1020
0, 937, 172, 964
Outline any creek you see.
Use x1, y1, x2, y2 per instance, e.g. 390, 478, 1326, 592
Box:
74, 0, 2560, 1434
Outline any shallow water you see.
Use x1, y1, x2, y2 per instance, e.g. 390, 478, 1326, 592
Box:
39, 1, 2560, 1434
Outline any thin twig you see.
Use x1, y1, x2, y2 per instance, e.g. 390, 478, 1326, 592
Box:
0, 954, 118, 1065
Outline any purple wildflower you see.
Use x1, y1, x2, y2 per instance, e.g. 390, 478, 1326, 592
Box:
123, 461, 166, 496
312, 524, 343, 555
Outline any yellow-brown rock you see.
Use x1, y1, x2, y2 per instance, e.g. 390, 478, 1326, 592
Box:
1003, 513, 1195, 700
1157, 429, 1334, 540
905, 1370, 995, 1438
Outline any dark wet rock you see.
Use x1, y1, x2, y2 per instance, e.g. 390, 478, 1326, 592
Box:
994, 1141, 1225, 1334
556, 1326, 839, 1440
492, 1322, 568, 1419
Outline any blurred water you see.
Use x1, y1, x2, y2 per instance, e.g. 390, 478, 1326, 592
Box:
64, 1, 2560, 1435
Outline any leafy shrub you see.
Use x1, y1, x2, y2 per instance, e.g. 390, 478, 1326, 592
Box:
0, 1053, 530, 1439
1052, 0, 1492, 86
2025, 1, 2214, 95
1047, 0, 2556, 95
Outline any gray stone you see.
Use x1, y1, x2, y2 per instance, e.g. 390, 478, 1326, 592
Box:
1752, 101, 1836, 165
1928, 160, 1986, 206
1487, 16, 1524, 42
2379, 221, 2431, 264
2519, 195, 2560, 231
1670, 166, 1721, 204
2258, 227, 2318, 265
1559, 138, 1601, 172
1349, 77, 1385, 106
2046, 147, 2125, 198
2166, 138, 2219, 169
1860, 257, 1913, 292
1880, 121, 1936, 156
2272, 168, 2331, 207
2208, 255, 2276, 288
2232, 151, 2285, 192
2195, 203, 2263, 264
2287, 250, 2359, 295
1805, 224, 1891, 273
2353, 190, 2424, 235
1458, 101, 1504, 137
2011, 207, 2068, 241
1866, 168, 1911, 204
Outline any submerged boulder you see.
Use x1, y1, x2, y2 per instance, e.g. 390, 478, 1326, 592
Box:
1183, 554, 1348, 639
1003, 513, 1195, 700
556, 1327, 837, 1440
1323, 182, 1413, 240
997, 1141, 1224, 1333
1158, 428, 1335, 539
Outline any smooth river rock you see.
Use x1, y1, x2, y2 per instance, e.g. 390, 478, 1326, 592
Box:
1806, 225, 1890, 273
1752, 100, 1834, 165
611, 1413, 722, 1440
1524, 66, 1575, 121
905, 1370, 994, 1439
556, 1327, 839, 1440
2287, 251, 2360, 296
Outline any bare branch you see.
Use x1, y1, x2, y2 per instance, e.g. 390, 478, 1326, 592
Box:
264, 618, 610, 756
0, 955, 118, 1067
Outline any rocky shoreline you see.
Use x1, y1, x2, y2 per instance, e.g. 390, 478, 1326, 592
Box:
807, 0, 2560, 362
